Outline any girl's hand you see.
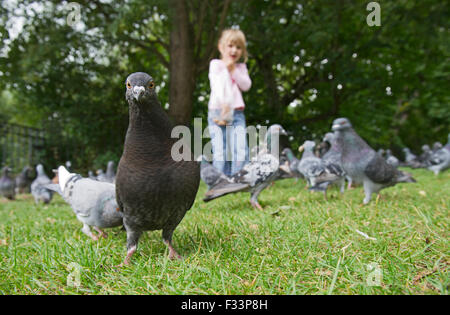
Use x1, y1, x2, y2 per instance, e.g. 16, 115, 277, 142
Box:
224, 59, 235, 73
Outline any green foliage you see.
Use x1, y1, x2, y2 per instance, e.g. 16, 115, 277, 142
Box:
0, 1, 448, 170
0, 169, 448, 294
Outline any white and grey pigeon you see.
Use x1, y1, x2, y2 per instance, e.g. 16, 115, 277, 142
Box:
385, 149, 400, 168
31, 164, 54, 204
331, 118, 416, 205
297, 140, 345, 200
0, 167, 15, 200
45, 166, 123, 240
197, 155, 234, 189
203, 152, 290, 209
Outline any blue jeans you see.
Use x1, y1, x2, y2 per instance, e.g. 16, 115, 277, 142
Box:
208, 109, 249, 177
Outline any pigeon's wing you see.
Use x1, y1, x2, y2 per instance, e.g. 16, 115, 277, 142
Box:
364, 154, 397, 184
300, 158, 325, 178
232, 154, 279, 187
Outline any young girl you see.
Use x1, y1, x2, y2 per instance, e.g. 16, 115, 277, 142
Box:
208, 29, 252, 177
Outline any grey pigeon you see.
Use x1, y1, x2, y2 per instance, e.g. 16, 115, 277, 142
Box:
15, 166, 33, 194
281, 148, 303, 179
298, 140, 345, 200
402, 148, 422, 168
322, 132, 354, 189
31, 164, 54, 204
46, 166, 123, 240
203, 152, 289, 209
197, 155, 233, 189
0, 167, 15, 200
428, 134, 450, 175
116, 72, 200, 265
105, 161, 116, 183
331, 118, 415, 204
432, 142, 443, 153
418, 145, 433, 167
385, 149, 399, 168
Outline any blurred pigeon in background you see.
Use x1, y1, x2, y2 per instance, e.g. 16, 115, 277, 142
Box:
298, 140, 345, 200
88, 170, 97, 180
418, 144, 433, 167
0, 167, 16, 200
31, 164, 54, 204
332, 118, 415, 204
15, 166, 33, 194
428, 134, 450, 175
96, 169, 107, 182
402, 148, 422, 168
385, 149, 400, 168
46, 166, 123, 240
281, 147, 303, 179
105, 161, 116, 183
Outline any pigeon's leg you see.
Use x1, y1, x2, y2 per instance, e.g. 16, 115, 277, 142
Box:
81, 223, 98, 240
162, 229, 182, 260
121, 228, 142, 265
94, 226, 108, 239
323, 189, 328, 201
339, 178, 345, 194
362, 181, 372, 205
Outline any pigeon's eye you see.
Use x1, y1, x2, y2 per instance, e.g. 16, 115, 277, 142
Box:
148, 81, 155, 89
126, 81, 132, 89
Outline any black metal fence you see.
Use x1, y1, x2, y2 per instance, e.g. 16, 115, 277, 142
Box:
0, 121, 46, 172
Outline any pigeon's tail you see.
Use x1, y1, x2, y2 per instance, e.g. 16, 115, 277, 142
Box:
203, 182, 250, 202
396, 171, 416, 183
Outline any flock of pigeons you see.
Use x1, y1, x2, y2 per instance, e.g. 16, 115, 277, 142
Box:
0, 72, 448, 265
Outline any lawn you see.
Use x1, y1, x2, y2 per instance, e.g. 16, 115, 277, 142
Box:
0, 168, 448, 295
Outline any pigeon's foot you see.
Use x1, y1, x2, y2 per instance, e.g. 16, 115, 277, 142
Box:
250, 200, 263, 210
164, 240, 182, 260
121, 245, 137, 266
94, 227, 108, 239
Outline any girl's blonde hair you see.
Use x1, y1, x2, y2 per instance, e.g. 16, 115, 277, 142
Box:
218, 29, 248, 63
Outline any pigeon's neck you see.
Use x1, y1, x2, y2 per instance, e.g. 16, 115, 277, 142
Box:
302, 148, 316, 158
338, 128, 372, 156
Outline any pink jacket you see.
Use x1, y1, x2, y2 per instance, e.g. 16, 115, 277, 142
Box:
208, 59, 252, 110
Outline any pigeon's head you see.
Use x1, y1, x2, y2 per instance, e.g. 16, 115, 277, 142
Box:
403, 148, 410, 153
125, 72, 157, 104
421, 144, 430, 152
386, 149, 392, 155
331, 118, 352, 131
323, 132, 335, 143
57, 166, 75, 192
433, 142, 442, 151
36, 164, 45, 175
107, 161, 115, 170
298, 140, 316, 153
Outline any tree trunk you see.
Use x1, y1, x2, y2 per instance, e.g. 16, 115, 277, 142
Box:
168, 0, 196, 126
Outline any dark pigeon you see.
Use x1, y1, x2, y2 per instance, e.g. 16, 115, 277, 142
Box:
31, 164, 54, 204
15, 166, 33, 194
331, 118, 415, 204
116, 72, 200, 265
0, 167, 15, 200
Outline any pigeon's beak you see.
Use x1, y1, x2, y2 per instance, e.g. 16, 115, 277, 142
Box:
331, 124, 340, 131
133, 86, 145, 101
298, 145, 304, 153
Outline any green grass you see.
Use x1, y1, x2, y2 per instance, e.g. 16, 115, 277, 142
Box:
0, 168, 448, 294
